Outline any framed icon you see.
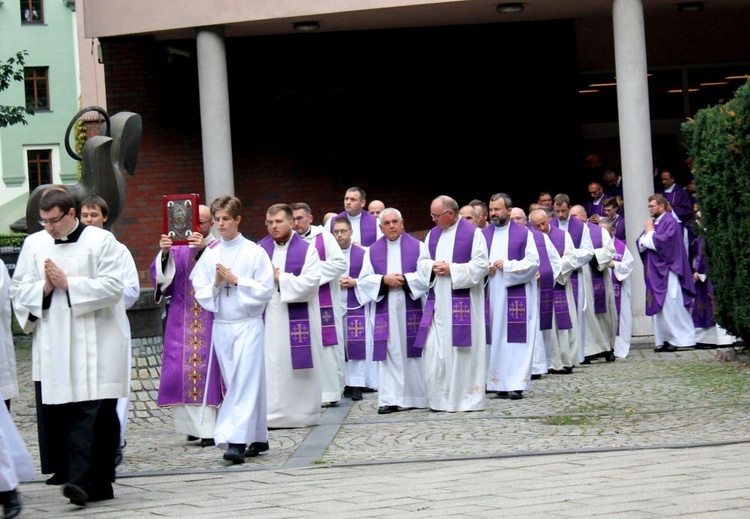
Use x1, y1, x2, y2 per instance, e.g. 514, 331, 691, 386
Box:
162, 193, 200, 245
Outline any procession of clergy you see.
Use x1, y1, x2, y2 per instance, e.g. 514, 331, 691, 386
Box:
147, 170, 729, 467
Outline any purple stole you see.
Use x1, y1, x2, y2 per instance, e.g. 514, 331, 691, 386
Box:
530, 229, 554, 331
551, 216, 583, 308
151, 242, 223, 407
414, 218, 476, 348
344, 245, 367, 360
612, 238, 626, 335
259, 234, 314, 369
313, 234, 338, 346
481, 222, 529, 343
336, 210, 378, 246
370, 234, 424, 359
690, 236, 714, 328
546, 227, 573, 330
587, 222, 607, 314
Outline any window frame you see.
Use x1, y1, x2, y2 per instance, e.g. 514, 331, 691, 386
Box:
25, 147, 54, 193
24, 66, 50, 111
20, 0, 44, 24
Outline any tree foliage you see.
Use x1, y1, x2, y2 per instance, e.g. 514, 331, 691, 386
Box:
0, 50, 34, 128
681, 80, 750, 343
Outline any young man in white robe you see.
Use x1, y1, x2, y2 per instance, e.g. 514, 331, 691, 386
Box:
483, 194, 540, 401
258, 204, 324, 428
290, 203, 348, 406
10, 187, 128, 506
0, 260, 19, 411
80, 195, 140, 464
358, 208, 429, 414
415, 195, 489, 413
192, 195, 275, 464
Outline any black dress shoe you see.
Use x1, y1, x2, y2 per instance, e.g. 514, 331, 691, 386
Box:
223, 444, 246, 464
531, 374, 542, 380
200, 438, 215, 447
496, 391, 509, 399
581, 357, 592, 365
0, 489, 21, 519
245, 441, 270, 457
187, 435, 199, 442
114, 446, 123, 467
45, 473, 65, 486
351, 387, 363, 401
654, 344, 677, 352
377, 405, 398, 414
63, 483, 89, 507
343, 386, 353, 398
362, 387, 377, 393
508, 390, 524, 400
604, 351, 617, 362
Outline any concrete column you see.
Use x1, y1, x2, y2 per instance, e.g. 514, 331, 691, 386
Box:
612, 0, 653, 337
196, 26, 234, 202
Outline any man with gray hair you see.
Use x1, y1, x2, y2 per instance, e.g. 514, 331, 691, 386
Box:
358, 208, 430, 414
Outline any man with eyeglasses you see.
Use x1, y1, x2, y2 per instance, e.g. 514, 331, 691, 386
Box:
290, 203, 347, 406
584, 182, 606, 224
258, 204, 324, 428
150, 204, 222, 448
325, 187, 383, 247
414, 195, 489, 412
10, 187, 129, 506
469, 199, 489, 229
331, 217, 378, 401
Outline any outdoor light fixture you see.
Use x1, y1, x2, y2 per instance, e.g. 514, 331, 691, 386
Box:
293, 21, 321, 32
676, 2, 705, 12
496, 3, 525, 14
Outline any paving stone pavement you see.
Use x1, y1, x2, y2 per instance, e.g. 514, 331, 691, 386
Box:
9, 337, 750, 517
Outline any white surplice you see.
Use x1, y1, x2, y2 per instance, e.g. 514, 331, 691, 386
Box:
417, 220, 488, 412
115, 240, 140, 447
612, 243, 634, 358
264, 240, 324, 428
358, 235, 430, 409
192, 234, 275, 448
530, 231, 562, 376
543, 231, 580, 371
10, 226, 129, 404
485, 223, 539, 393
301, 225, 347, 403
0, 262, 19, 402
580, 224, 617, 358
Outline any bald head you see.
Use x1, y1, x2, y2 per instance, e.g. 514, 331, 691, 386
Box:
510, 207, 527, 226
529, 209, 549, 234
570, 205, 587, 222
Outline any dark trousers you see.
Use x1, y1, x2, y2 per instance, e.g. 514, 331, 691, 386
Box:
35, 383, 119, 496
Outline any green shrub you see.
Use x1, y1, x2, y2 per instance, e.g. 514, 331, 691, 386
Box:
681, 80, 750, 343
0, 233, 27, 249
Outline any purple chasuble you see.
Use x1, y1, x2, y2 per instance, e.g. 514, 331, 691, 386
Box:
612, 237, 626, 335
546, 227, 573, 330
336, 210, 379, 246
151, 243, 223, 407
259, 234, 315, 369
414, 218, 476, 348
482, 222, 529, 343
313, 234, 338, 346
344, 245, 367, 360
551, 216, 583, 308
639, 214, 696, 316
690, 236, 715, 328
370, 234, 424, 359
587, 222, 608, 314
531, 229, 555, 331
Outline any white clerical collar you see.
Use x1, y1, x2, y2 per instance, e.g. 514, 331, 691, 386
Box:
664, 184, 675, 193
347, 212, 362, 222
593, 196, 603, 205
275, 234, 292, 246
221, 233, 243, 248
654, 213, 666, 224
58, 219, 81, 241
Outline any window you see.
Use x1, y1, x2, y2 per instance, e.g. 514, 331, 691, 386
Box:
20, 0, 44, 24
24, 67, 49, 110
27, 149, 52, 192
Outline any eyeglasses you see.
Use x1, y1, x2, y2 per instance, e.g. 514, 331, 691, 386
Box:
292, 216, 308, 223
332, 229, 351, 235
199, 220, 212, 225
38, 213, 68, 227
430, 210, 452, 220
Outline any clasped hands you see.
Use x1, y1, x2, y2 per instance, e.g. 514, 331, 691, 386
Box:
214, 263, 238, 287
44, 258, 67, 294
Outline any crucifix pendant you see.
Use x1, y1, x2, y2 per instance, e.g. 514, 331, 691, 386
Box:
224, 283, 232, 296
